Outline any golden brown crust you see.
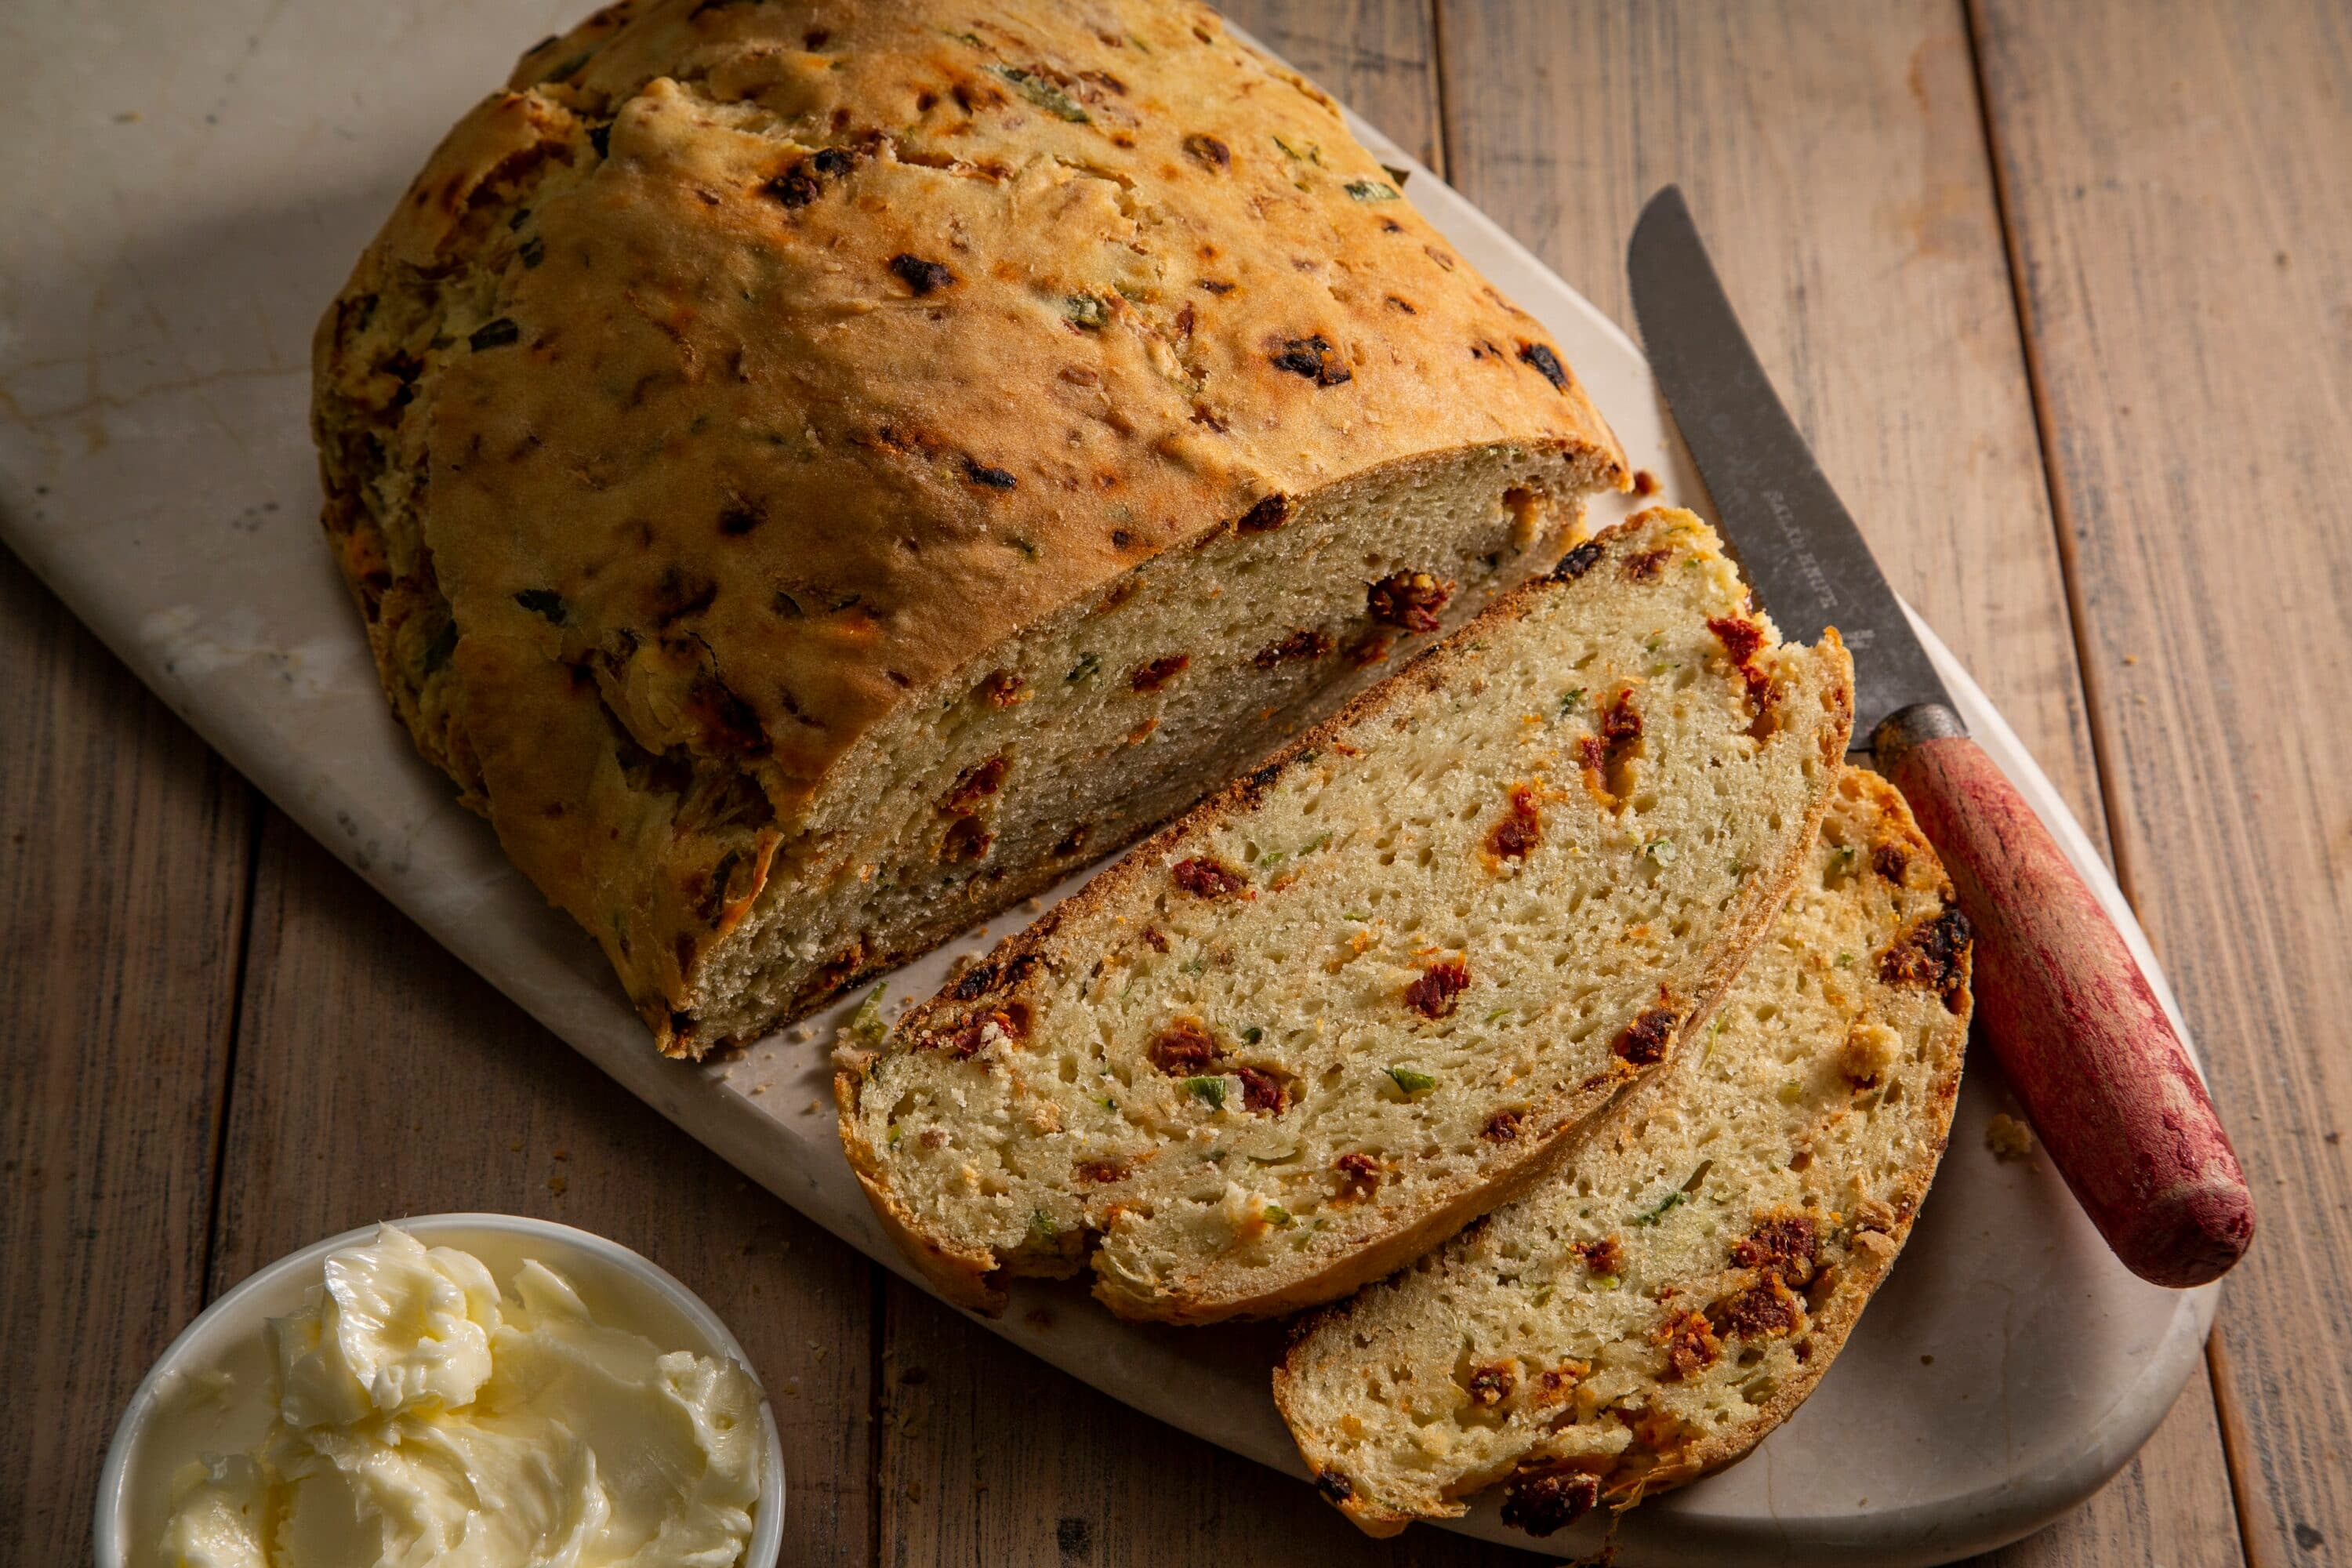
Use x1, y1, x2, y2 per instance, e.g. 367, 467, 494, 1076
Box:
1633, 770, 1970, 1494
845, 511, 1854, 1323
312, 0, 1627, 1054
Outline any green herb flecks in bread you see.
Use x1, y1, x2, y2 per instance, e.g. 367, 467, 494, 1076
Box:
838, 510, 1853, 1323
1274, 768, 1970, 1537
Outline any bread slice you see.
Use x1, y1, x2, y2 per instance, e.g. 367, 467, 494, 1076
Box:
310, 0, 1628, 1058
1273, 768, 1971, 1538
836, 509, 1853, 1323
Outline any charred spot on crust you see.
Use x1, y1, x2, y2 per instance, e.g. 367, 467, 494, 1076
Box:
889, 253, 955, 295
648, 567, 720, 627
1517, 341, 1570, 391
1237, 492, 1290, 533
1733, 1213, 1821, 1286
1486, 784, 1543, 860
1235, 1065, 1287, 1114
1466, 1360, 1517, 1408
1872, 843, 1911, 884
1623, 547, 1672, 581
1658, 1309, 1722, 1381
1315, 1470, 1354, 1503
1367, 570, 1452, 633
1501, 1466, 1599, 1537
1550, 541, 1604, 581
812, 147, 853, 176
1253, 628, 1334, 668
951, 962, 998, 1001
1334, 1151, 1381, 1199
1480, 1109, 1525, 1143
1147, 1018, 1220, 1076
1171, 856, 1246, 897
764, 167, 820, 207
468, 317, 521, 351
1878, 906, 1972, 1012
1576, 1236, 1624, 1275
673, 669, 769, 757
1129, 654, 1189, 692
1270, 334, 1352, 387
944, 755, 1007, 811
1182, 132, 1232, 169
1611, 1006, 1676, 1066
964, 457, 1018, 489
1404, 958, 1470, 1018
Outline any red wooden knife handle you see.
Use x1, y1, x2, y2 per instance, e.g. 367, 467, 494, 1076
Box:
1877, 704, 2253, 1287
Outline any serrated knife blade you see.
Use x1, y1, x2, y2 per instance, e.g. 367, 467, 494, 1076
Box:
1623, 183, 2253, 1290
1628, 183, 1952, 747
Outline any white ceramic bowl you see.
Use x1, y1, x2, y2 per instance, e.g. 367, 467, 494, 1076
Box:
93, 1213, 785, 1568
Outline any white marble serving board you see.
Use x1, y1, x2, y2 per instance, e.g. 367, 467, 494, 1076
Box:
0, 3, 2215, 1561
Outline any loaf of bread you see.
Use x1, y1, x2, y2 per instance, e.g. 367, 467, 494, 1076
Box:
837, 510, 1853, 1322
310, 0, 1627, 1057
1274, 768, 1970, 1537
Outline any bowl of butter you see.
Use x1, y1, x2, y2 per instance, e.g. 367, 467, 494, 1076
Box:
95, 1214, 785, 1568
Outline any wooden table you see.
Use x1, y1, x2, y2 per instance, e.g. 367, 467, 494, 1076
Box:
6, 2, 2346, 1563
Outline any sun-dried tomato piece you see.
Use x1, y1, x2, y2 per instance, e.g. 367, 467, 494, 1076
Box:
1575, 1236, 1624, 1275
945, 755, 1007, 810
1465, 1361, 1517, 1408
1171, 857, 1245, 897
1657, 1309, 1721, 1381
1480, 1109, 1524, 1143
1611, 1006, 1676, 1065
1404, 958, 1470, 1018
1235, 1065, 1287, 1114
1733, 1213, 1821, 1286
1622, 547, 1671, 581
1486, 785, 1542, 860
1878, 906, 1972, 1012
1334, 1152, 1381, 1199
1130, 654, 1189, 693
1367, 570, 1451, 633
1252, 628, 1333, 668
1719, 1276, 1803, 1339
1147, 1018, 1220, 1076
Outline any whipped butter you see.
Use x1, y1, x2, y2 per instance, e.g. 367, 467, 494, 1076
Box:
149, 1225, 763, 1568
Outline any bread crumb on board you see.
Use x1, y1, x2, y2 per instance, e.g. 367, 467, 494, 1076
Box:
1986, 1112, 2035, 1161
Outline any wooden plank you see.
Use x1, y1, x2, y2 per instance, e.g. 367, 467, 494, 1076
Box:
0, 552, 255, 1563
870, 5, 1485, 1563
1437, 5, 2239, 1565
877, 1291, 1526, 1567
1971, 0, 2352, 1562
208, 814, 879, 1565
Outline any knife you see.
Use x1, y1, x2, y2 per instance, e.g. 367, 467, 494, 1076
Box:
1628, 185, 2252, 1288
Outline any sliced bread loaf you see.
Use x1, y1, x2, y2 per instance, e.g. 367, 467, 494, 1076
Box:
311, 0, 1627, 1058
1273, 768, 1971, 1537
836, 509, 1854, 1323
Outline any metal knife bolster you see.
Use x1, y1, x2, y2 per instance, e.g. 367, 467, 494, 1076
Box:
1628, 185, 1958, 749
